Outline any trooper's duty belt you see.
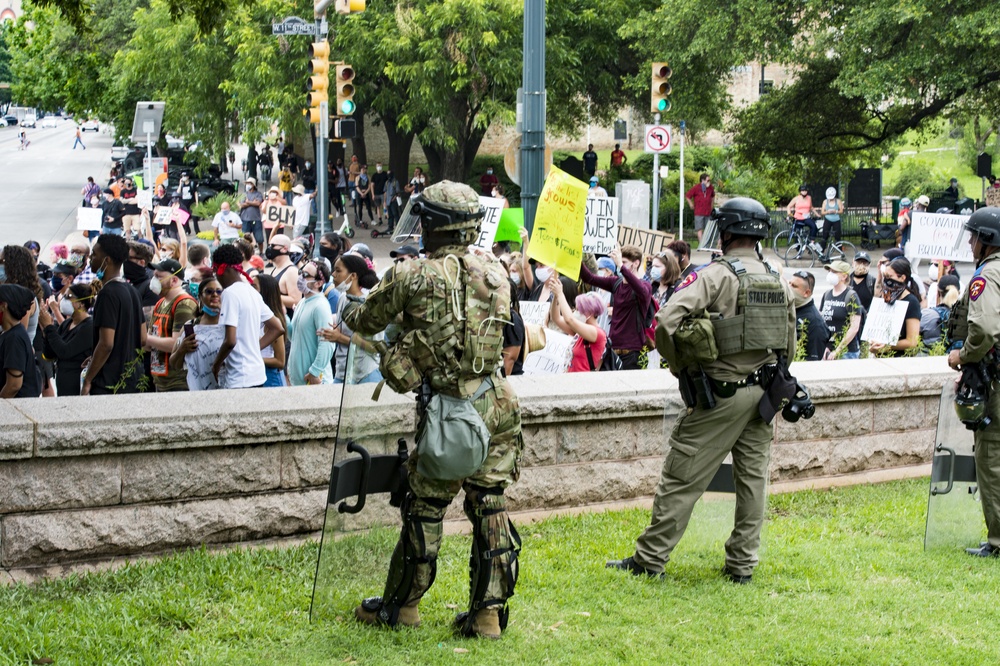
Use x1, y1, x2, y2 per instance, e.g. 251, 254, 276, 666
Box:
708, 366, 773, 399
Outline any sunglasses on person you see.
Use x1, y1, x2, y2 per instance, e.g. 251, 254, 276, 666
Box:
792, 270, 811, 280
201, 288, 224, 296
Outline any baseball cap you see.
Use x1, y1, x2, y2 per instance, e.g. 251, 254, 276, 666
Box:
589, 176, 599, 184
597, 257, 617, 273
917, 195, 931, 206
53, 258, 80, 275
351, 243, 374, 261
102, 187, 113, 194
853, 251, 871, 264
824, 260, 851, 274
390, 245, 419, 258
151, 258, 183, 276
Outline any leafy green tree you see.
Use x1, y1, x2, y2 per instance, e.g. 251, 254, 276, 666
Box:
0, 23, 14, 109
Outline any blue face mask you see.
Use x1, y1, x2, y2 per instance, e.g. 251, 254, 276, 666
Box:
95, 262, 106, 281
201, 305, 220, 317
0, 264, 6, 283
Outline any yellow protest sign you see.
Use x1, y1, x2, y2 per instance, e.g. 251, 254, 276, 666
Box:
527, 165, 588, 281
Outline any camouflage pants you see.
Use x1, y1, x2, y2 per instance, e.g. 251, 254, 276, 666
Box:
381, 376, 523, 610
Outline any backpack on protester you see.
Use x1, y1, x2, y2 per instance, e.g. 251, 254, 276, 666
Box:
584, 334, 622, 372
919, 304, 952, 347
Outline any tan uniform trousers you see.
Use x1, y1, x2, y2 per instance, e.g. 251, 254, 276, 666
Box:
634, 383, 772, 577
975, 389, 1000, 548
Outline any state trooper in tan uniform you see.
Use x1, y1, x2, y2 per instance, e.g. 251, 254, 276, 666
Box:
947, 207, 1000, 558
608, 197, 798, 583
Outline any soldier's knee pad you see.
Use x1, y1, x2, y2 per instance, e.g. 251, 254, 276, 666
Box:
462, 486, 522, 633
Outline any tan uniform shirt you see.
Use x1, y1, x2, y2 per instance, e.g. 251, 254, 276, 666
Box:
959, 253, 1000, 364
657, 247, 796, 382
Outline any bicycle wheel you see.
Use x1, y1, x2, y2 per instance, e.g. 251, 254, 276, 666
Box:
783, 242, 817, 268
772, 230, 793, 254
828, 241, 856, 264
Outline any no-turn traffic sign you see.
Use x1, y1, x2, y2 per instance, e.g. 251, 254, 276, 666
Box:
644, 124, 672, 154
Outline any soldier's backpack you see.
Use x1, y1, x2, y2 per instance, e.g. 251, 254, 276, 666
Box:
584, 334, 622, 371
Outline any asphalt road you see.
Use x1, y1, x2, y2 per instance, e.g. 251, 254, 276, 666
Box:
0, 118, 113, 253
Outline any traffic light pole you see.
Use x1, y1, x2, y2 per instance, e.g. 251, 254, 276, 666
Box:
652, 112, 660, 229
520, 0, 545, 235
315, 18, 329, 254
678, 120, 685, 241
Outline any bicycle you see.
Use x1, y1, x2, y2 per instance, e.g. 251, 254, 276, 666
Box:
776, 221, 824, 268
814, 239, 856, 265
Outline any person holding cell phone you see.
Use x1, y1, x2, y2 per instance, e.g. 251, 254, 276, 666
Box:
144, 258, 198, 391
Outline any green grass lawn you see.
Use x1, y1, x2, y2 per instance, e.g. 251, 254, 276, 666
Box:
3, 478, 1000, 665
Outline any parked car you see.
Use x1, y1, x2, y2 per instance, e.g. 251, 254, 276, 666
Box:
0, 118, 7, 127
40, 116, 60, 129
20, 115, 36, 128
81, 119, 99, 132
4, 115, 18, 126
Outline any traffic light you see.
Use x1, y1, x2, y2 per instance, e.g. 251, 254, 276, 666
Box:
336, 63, 356, 116
651, 62, 672, 114
306, 41, 330, 124
335, 0, 366, 13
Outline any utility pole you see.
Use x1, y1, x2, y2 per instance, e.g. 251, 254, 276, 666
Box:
520, 0, 545, 234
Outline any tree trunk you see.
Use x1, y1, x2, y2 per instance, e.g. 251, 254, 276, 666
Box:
350, 113, 367, 165
422, 125, 487, 183
382, 111, 416, 184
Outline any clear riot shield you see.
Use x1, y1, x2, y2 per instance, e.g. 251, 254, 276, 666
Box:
924, 382, 983, 551
662, 399, 741, 560
391, 196, 422, 245
310, 342, 409, 623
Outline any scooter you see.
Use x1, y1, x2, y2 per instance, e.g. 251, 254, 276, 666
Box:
336, 213, 355, 238
370, 227, 392, 239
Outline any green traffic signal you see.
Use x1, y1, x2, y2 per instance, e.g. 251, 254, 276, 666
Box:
657, 99, 671, 112
341, 100, 356, 115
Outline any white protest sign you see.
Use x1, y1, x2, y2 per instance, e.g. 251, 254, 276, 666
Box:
76, 207, 102, 231
523, 328, 574, 374
519, 300, 550, 327
471, 197, 506, 250
136, 189, 153, 210
860, 299, 908, 346
583, 197, 619, 254
185, 325, 227, 391
152, 206, 173, 227
908, 212, 974, 263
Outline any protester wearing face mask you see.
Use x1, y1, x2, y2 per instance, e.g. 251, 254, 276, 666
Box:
285, 260, 335, 385
264, 234, 301, 316
869, 257, 921, 356
251, 273, 289, 388
649, 252, 681, 309
849, 251, 876, 312
144, 258, 198, 392
320, 253, 382, 384
170, 275, 226, 390
819, 187, 844, 252
480, 166, 499, 197
371, 163, 389, 224
39, 283, 95, 396
0, 284, 42, 398
788, 270, 829, 361
579, 244, 653, 370
82, 234, 147, 395
239, 178, 265, 245
820, 260, 863, 359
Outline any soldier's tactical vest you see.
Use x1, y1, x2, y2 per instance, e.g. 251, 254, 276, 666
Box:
381, 253, 509, 398
710, 256, 789, 356
948, 290, 970, 344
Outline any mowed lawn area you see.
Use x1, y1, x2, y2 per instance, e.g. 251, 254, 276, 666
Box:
3, 478, 1000, 665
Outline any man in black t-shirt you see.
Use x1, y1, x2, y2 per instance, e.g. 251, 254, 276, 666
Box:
850, 251, 876, 312
371, 163, 389, 224
101, 188, 125, 236
789, 271, 829, 361
82, 234, 147, 395
0, 284, 42, 398
583, 144, 598, 177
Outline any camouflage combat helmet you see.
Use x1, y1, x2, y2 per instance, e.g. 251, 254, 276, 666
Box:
415, 181, 484, 250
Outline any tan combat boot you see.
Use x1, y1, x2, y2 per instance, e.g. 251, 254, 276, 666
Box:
354, 598, 421, 628
455, 608, 502, 640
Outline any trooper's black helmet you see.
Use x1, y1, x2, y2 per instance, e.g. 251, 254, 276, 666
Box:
965, 206, 1000, 246
710, 197, 771, 239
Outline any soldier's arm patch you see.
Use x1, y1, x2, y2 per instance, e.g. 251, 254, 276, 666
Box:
676, 271, 698, 291
970, 276, 987, 301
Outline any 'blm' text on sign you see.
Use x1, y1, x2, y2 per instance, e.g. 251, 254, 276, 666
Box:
263, 203, 296, 231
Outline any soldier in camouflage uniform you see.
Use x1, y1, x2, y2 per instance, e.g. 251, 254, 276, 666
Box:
947, 207, 1000, 558
348, 181, 524, 639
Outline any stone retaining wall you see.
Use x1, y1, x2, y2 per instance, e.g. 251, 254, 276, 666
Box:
0, 357, 950, 574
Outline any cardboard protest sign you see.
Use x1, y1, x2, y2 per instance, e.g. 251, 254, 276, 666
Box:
471, 197, 506, 250
527, 166, 588, 281
185, 325, 227, 391
519, 300, 550, 327
263, 202, 296, 231
583, 197, 619, 254
860, 299, 908, 346
617, 224, 675, 257
76, 207, 102, 231
908, 212, 974, 263
152, 206, 173, 227
523, 328, 574, 374
496, 208, 524, 244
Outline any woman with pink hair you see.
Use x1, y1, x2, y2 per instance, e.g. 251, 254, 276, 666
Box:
546, 273, 607, 372
49, 243, 69, 263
